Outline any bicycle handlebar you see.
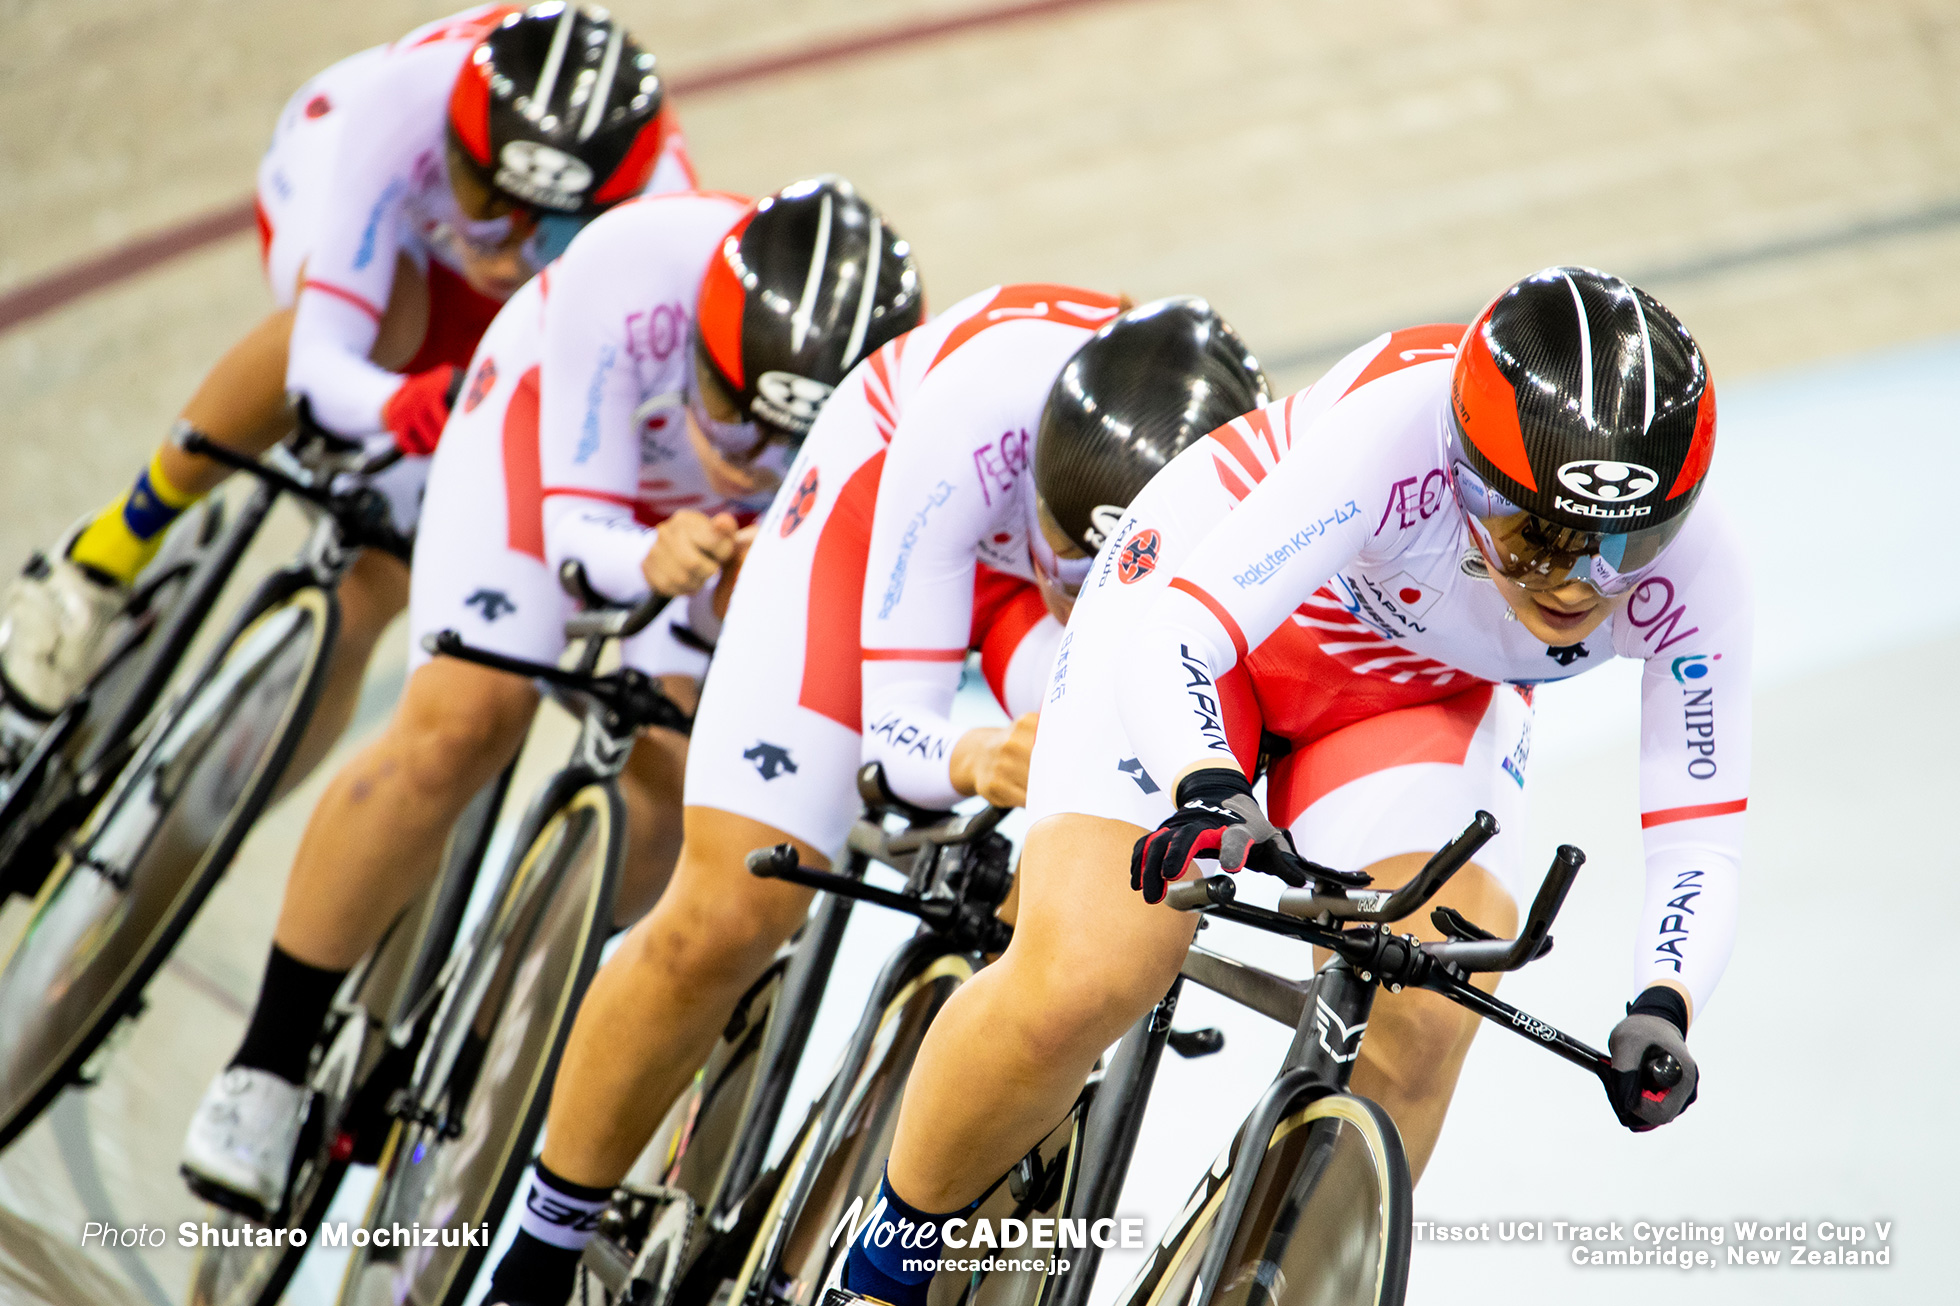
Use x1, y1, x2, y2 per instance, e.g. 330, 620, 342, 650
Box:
178, 429, 412, 561
557, 561, 675, 642
1275, 810, 1497, 923
1169, 821, 1683, 1116
420, 628, 692, 735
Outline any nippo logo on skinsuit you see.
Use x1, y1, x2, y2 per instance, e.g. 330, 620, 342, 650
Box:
754, 372, 835, 433
781, 467, 820, 538
1671, 653, 1718, 684
1117, 529, 1161, 584
1555, 460, 1659, 503
494, 141, 593, 211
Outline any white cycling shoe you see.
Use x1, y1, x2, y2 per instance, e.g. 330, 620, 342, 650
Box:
181, 1066, 307, 1219
0, 530, 126, 719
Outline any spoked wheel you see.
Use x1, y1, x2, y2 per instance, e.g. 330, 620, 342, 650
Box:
0, 497, 227, 896
336, 784, 622, 1306
0, 583, 336, 1148
1124, 1094, 1412, 1306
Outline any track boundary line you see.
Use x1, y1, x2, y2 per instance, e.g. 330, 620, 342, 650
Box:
0, 0, 1135, 335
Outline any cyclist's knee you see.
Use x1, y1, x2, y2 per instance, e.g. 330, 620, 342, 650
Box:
622, 867, 807, 996
390, 660, 536, 798
1359, 989, 1483, 1105
998, 938, 1181, 1071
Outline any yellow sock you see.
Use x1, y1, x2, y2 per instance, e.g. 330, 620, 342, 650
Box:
68, 451, 201, 586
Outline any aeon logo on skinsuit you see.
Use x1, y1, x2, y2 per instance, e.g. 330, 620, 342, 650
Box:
494, 141, 593, 212
1556, 460, 1659, 503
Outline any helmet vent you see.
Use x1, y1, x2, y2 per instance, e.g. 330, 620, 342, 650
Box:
789, 193, 835, 354
1559, 271, 1594, 430
578, 22, 625, 142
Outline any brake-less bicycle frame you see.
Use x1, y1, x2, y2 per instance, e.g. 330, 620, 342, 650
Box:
1039, 812, 1681, 1306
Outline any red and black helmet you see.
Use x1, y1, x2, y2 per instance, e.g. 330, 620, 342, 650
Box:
693, 177, 925, 444
1450, 266, 1715, 535
447, 3, 669, 217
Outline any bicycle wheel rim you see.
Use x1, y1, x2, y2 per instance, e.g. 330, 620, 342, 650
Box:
730, 952, 975, 1306
335, 783, 620, 1306
0, 588, 334, 1146
1132, 1095, 1410, 1306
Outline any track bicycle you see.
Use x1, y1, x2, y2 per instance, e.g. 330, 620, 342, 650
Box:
331, 578, 695, 1306
1030, 812, 1680, 1306
0, 425, 413, 1151
185, 759, 515, 1306
573, 765, 1030, 1306
691, 791, 1228, 1306
0, 475, 240, 898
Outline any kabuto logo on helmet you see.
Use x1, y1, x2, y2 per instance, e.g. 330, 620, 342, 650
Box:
754, 372, 835, 433
1557, 460, 1659, 504
495, 141, 593, 212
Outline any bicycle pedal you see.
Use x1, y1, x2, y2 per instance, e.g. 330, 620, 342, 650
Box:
1168, 1027, 1225, 1059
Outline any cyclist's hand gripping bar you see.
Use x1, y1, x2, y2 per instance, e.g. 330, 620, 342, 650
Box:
1273, 810, 1499, 924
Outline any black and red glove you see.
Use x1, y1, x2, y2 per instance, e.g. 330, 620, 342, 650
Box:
1129, 769, 1307, 905
1604, 986, 1700, 1131
381, 363, 463, 456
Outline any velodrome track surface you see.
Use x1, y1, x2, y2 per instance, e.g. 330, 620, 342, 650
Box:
3, 1, 1957, 1302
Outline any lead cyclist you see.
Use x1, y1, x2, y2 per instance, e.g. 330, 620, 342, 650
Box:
839, 267, 1751, 1304
0, 4, 692, 768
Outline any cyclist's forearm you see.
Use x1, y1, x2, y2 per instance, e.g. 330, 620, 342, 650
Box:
1633, 840, 1741, 1022
1115, 605, 1243, 789
543, 497, 656, 603
286, 289, 399, 435
862, 661, 967, 809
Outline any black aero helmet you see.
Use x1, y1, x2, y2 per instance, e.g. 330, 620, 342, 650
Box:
1036, 296, 1269, 553
1446, 266, 1715, 593
448, 3, 669, 217
694, 177, 925, 444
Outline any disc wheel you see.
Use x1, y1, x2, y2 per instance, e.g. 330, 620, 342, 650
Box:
334, 783, 621, 1306
1124, 1094, 1411, 1306
0, 585, 335, 1147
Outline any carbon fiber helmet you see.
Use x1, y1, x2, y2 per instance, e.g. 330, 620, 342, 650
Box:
1446, 267, 1715, 593
693, 177, 925, 444
1035, 296, 1269, 554
447, 4, 669, 217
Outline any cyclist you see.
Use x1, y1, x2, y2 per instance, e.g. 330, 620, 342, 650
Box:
0, 3, 691, 774
178, 177, 921, 1219
841, 267, 1750, 1306
481, 293, 1271, 1306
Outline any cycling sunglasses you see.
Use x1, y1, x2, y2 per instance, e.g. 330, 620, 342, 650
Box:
1447, 457, 1683, 597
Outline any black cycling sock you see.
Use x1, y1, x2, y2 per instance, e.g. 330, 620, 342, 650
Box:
229, 944, 347, 1086
487, 1230, 581, 1306
490, 1161, 612, 1306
